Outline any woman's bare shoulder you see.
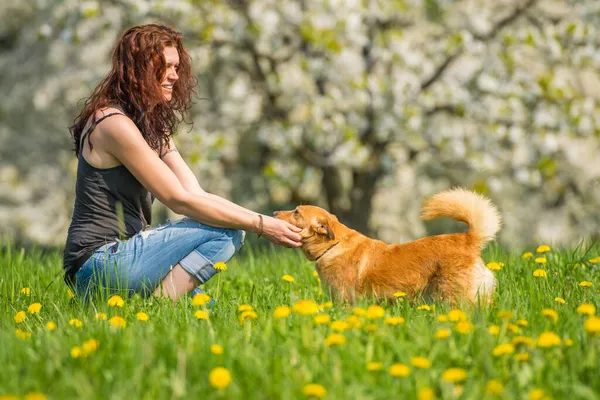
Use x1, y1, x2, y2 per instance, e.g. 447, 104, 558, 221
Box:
94, 106, 127, 121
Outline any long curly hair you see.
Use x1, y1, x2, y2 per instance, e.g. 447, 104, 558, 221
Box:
70, 24, 197, 158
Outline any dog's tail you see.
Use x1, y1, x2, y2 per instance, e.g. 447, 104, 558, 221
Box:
420, 188, 502, 249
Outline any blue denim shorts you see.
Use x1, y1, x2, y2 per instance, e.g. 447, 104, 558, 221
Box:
74, 217, 245, 297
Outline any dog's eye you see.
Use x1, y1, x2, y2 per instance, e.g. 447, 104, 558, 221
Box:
293, 209, 299, 217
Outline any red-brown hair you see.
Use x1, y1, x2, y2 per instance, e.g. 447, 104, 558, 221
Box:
70, 24, 197, 157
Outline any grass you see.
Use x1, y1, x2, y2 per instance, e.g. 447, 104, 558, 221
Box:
1, 241, 599, 400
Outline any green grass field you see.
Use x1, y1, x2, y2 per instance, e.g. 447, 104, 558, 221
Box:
1, 241, 599, 400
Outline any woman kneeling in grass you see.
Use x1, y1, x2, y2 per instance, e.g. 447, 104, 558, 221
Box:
63, 24, 301, 301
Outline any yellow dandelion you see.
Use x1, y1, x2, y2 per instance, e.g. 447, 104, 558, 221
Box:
533, 269, 547, 278
292, 300, 319, 316
24, 393, 47, 400
67, 289, 75, 298
107, 295, 124, 307
522, 252, 533, 260
14, 311, 26, 324
82, 339, 99, 355
239, 310, 257, 324
15, 328, 32, 340
210, 344, 224, 355
346, 315, 362, 329
367, 305, 385, 319
579, 281, 593, 288
492, 343, 515, 357
192, 293, 212, 306
20, 287, 31, 295
512, 336, 534, 347
542, 309, 558, 322
393, 291, 407, 298
194, 310, 209, 320
486, 380, 504, 395
312, 270, 319, 277
388, 363, 411, 377
384, 316, 405, 326
273, 306, 292, 319
576, 303, 596, 316
70, 346, 82, 358
588, 256, 600, 263
448, 309, 467, 322
209, 367, 231, 390
302, 383, 327, 398
367, 362, 383, 371
136, 312, 149, 321
435, 328, 451, 339
455, 321, 474, 334
314, 314, 331, 325
27, 303, 42, 314
365, 324, 378, 333
352, 307, 367, 317
536, 245, 551, 253
330, 320, 351, 332
564, 339, 574, 346
534, 257, 547, 264
441, 368, 467, 383
417, 304, 432, 311
528, 389, 546, 400
488, 325, 500, 335
237, 304, 253, 312
487, 262, 503, 271
515, 352, 530, 361
69, 318, 83, 328
584, 316, 600, 335
213, 261, 227, 271
281, 274, 295, 283
324, 333, 346, 346
410, 357, 431, 369
95, 312, 107, 320
516, 319, 529, 327
437, 314, 448, 322
497, 310, 514, 320
108, 316, 126, 328
537, 331, 561, 348
319, 301, 333, 309
507, 323, 521, 334
554, 297, 566, 304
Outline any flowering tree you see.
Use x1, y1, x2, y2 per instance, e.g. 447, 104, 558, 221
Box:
0, 0, 599, 246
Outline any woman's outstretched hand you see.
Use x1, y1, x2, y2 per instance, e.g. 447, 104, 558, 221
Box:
260, 215, 303, 248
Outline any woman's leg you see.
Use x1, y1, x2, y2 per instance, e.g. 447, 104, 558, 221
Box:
74, 217, 245, 299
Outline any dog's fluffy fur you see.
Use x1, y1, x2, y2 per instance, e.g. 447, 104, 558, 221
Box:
275, 188, 501, 304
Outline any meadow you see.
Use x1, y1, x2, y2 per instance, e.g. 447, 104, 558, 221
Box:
1, 240, 599, 400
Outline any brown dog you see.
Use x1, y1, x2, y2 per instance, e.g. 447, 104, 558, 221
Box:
275, 188, 501, 304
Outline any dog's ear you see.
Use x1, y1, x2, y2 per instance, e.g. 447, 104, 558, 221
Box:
315, 218, 335, 241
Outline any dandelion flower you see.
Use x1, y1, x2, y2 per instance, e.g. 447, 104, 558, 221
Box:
367, 305, 385, 319
273, 306, 291, 319
589, 256, 600, 264
534, 257, 547, 264
314, 314, 330, 324
454, 321, 474, 334
82, 339, 99, 355
512, 336, 534, 347
210, 344, 224, 355
69, 319, 83, 328
95, 312, 107, 320
486, 380, 504, 395
579, 281, 593, 288
507, 324, 521, 334
384, 316, 405, 326
441, 368, 467, 383
515, 352, 530, 361
564, 339, 574, 346
193, 310, 209, 320
576, 303, 596, 316
46, 321, 57, 331
70, 346, 82, 358
27, 303, 42, 314
312, 270, 319, 277
437, 314, 448, 322
324, 333, 346, 346
292, 300, 319, 316
108, 316, 126, 328
281, 274, 295, 283
542, 309, 558, 322
487, 262, 503, 271
488, 325, 500, 335
239, 310, 257, 324
238, 304, 253, 312
528, 389, 546, 400
497, 310, 514, 320
584, 317, 600, 335
346, 316, 362, 329
410, 357, 431, 369
352, 307, 367, 316
393, 291, 407, 298
536, 245, 551, 253
214, 262, 227, 271
330, 320, 351, 332
319, 301, 333, 309
516, 319, 529, 327
302, 384, 327, 398
192, 293, 212, 306
417, 304, 432, 311
136, 312, 149, 321
435, 329, 451, 339
522, 252, 533, 260
67, 289, 75, 298
448, 309, 467, 322
388, 363, 411, 377
418, 387, 434, 400
209, 367, 231, 389
14, 311, 26, 324
537, 331, 561, 348
107, 295, 124, 307
492, 343, 515, 357
365, 324, 378, 333
24, 393, 47, 400
367, 362, 383, 371
20, 287, 31, 295
15, 328, 32, 340
533, 269, 547, 278
554, 297, 566, 304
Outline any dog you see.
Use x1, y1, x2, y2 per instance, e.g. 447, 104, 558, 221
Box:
274, 188, 501, 305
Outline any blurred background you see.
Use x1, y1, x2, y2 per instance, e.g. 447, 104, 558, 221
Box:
1, 0, 599, 249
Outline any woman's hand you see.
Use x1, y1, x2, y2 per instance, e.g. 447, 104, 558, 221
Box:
260, 215, 303, 248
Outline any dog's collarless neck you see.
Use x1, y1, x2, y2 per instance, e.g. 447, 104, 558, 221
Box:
314, 241, 341, 262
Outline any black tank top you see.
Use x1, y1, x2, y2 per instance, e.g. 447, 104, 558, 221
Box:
62, 112, 153, 280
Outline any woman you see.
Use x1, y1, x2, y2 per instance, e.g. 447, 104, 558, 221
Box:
63, 24, 302, 301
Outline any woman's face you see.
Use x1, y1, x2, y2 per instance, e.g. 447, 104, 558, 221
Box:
160, 46, 179, 101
